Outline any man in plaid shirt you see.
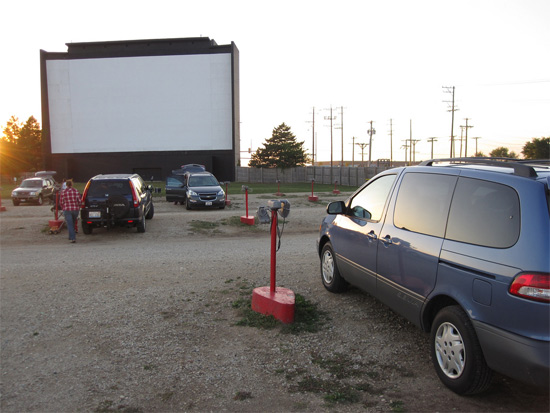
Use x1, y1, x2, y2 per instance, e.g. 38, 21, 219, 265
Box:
60, 180, 81, 243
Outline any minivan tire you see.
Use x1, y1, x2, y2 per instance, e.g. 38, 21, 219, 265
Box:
320, 242, 348, 293
430, 305, 493, 395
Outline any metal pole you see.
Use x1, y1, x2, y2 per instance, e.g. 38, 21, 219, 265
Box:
270, 210, 277, 293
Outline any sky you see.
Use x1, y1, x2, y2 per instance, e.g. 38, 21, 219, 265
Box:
1, 0, 549, 164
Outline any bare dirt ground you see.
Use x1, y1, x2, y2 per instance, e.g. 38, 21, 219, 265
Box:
1, 192, 548, 412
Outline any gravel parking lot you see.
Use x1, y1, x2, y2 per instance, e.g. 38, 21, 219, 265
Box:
1, 192, 548, 412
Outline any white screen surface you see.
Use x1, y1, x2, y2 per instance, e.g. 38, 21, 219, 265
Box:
46, 53, 233, 154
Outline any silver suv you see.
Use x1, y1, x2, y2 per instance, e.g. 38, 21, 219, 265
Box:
318, 158, 549, 394
11, 177, 55, 206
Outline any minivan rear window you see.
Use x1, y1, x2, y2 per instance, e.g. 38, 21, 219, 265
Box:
446, 178, 520, 248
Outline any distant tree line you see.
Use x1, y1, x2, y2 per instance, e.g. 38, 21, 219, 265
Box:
0, 114, 547, 177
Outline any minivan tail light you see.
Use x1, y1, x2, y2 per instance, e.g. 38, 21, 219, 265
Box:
509, 273, 550, 303
128, 180, 140, 207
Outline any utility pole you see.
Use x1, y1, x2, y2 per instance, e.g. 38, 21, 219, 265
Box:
367, 121, 376, 167
411, 139, 421, 163
388, 119, 393, 167
356, 142, 369, 167
324, 106, 336, 183
306, 107, 317, 165
351, 136, 357, 166
459, 126, 464, 157
409, 120, 413, 165
461, 118, 473, 157
443, 86, 459, 157
427, 137, 438, 159
472, 137, 481, 155
401, 142, 410, 164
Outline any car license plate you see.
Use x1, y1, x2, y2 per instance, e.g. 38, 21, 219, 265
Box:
89, 211, 101, 218
205, 202, 212, 206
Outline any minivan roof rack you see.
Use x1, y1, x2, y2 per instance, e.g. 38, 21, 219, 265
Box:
419, 157, 537, 178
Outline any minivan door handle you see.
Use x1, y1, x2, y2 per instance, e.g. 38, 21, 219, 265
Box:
367, 230, 377, 240
381, 235, 393, 245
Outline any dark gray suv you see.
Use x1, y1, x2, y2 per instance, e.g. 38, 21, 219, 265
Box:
318, 158, 549, 394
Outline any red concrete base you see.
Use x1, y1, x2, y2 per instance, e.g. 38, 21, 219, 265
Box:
252, 286, 295, 324
308, 195, 319, 202
225, 199, 232, 206
332, 189, 341, 194
48, 219, 64, 233
0, 206, 6, 212
275, 192, 285, 196
240, 215, 255, 225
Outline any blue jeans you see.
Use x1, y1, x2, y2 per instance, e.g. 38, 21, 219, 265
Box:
64, 210, 79, 241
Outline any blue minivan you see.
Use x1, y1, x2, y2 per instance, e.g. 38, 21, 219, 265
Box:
318, 158, 549, 394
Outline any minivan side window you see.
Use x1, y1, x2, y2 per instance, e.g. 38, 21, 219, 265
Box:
446, 178, 520, 248
394, 173, 457, 238
349, 174, 396, 221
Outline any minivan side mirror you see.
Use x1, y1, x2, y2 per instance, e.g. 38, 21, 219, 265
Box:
327, 201, 345, 215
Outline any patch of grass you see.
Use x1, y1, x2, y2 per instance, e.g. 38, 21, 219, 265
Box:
311, 352, 364, 379
220, 215, 261, 229
281, 294, 328, 334
232, 292, 327, 334
390, 400, 406, 412
94, 400, 114, 412
291, 376, 360, 405
189, 220, 220, 234
159, 391, 174, 402
233, 391, 253, 401
231, 182, 356, 194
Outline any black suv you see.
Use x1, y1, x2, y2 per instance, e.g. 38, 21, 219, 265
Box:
81, 174, 154, 234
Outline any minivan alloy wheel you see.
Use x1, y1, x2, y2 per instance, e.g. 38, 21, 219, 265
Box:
321, 249, 335, 285
434, 321, 465, 379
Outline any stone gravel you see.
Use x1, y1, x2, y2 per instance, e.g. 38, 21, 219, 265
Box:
1, 192, 548, 412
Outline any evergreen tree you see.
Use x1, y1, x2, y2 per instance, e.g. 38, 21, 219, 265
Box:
249, 123, 309, 168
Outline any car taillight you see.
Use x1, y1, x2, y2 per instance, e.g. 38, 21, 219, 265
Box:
509, 273, 550, 303
128, 180, 140, 207
81, 181, 91, 208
